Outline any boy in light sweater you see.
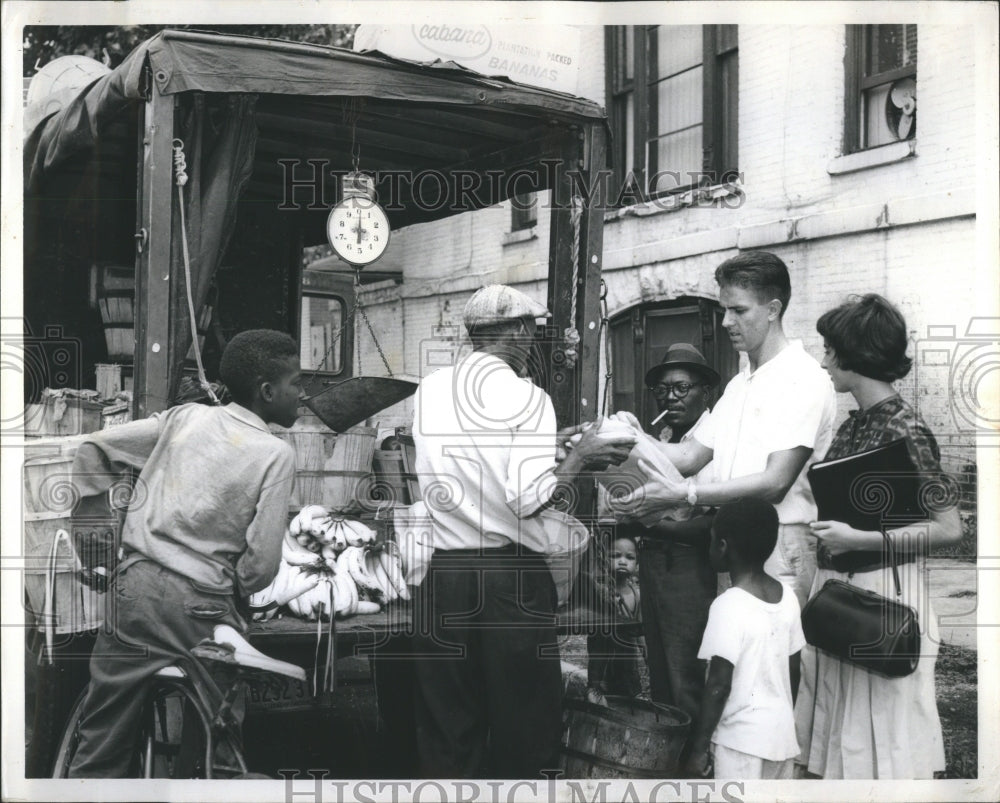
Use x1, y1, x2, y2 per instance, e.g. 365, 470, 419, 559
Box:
686, 498, 805, 780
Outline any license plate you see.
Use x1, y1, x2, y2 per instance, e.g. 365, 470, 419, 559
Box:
245, 673, 317, 712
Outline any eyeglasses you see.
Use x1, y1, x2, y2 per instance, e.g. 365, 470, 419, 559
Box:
648, 382, 703, 399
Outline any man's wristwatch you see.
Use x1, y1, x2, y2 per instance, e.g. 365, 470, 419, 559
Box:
686, 478, 698, 507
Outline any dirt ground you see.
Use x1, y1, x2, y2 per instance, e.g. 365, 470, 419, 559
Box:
935, 642, 978, 779
558, 556, 981, 780
241, 634, 977, 780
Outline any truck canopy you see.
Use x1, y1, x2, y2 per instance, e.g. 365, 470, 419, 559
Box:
23, 29, 608, 418
26, 29, 607, 227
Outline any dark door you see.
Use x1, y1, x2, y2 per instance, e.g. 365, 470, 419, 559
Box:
610, 296, 737, 434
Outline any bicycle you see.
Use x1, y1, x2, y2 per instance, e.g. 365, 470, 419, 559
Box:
51, 624, 306, 778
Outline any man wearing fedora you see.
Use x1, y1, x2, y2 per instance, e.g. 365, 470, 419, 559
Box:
631, 343, 721, 724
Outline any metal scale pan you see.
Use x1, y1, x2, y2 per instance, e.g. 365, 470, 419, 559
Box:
302, 376, 417, 433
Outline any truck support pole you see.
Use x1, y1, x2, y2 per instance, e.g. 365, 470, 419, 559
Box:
133, 88, 175, 419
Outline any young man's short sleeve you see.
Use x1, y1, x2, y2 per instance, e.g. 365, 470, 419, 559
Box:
697, 592, 742, 665
692, 378, 738, 453
692, 404, 716, 451
759, 363, 835, 455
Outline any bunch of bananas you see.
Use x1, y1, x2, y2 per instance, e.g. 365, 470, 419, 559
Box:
251, 504, 409, 622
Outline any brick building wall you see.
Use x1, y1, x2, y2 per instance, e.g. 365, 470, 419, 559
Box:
353, 24, 985, 504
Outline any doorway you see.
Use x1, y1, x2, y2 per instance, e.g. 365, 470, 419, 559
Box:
609, 297, 737, 435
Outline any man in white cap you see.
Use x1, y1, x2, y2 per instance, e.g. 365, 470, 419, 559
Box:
410, 284, 636, 779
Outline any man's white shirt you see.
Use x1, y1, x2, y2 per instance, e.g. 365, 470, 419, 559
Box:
412, 350, 560, 552
694, 341, 837, 524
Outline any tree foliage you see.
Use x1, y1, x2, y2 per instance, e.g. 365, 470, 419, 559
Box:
24, 24, 357, 76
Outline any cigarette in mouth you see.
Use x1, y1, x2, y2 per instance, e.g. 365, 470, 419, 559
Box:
651, 408, 670, 426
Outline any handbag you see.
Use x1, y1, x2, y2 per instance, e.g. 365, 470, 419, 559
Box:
800, 529, 919, 678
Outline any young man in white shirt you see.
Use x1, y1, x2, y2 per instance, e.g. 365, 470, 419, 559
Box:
623, 251, 836, 609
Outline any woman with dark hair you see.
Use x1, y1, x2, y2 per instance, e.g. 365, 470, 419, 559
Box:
795, 294, 962, 779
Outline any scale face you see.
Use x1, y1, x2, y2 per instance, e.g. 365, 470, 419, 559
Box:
327, 175, 391, 266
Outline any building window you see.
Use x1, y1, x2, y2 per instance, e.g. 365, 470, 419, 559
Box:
605, 25, 738, 204
845, 25, 917, 153
510, 191, 538, 232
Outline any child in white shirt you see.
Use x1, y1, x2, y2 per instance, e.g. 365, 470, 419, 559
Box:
686, 498, 806, 780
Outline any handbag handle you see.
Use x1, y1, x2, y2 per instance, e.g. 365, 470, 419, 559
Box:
882, 527, 902, 597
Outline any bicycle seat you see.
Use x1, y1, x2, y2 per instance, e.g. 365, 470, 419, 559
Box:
191, 624, 306, 682
154, 665, 187, 679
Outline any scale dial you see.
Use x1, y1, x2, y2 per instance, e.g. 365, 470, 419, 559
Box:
327, 196, 391, 266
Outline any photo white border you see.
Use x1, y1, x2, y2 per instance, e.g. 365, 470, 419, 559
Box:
2, 2, 997, 801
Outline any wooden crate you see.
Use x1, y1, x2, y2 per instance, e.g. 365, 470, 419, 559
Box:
322, 426, 377, 514
23, 520, 105, 634
23, 449, 106, 633
271, 418, 378, 513
23, 396, 103, 438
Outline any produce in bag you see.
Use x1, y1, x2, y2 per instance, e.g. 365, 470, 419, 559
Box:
570, 413, 688, 525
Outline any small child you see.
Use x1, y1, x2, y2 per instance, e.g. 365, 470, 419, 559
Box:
611, 535, 641, 620
586, 534, 643, 704
685, 499, 805, 780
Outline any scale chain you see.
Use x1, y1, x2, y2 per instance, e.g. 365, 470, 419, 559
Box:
354, 271, 393, 377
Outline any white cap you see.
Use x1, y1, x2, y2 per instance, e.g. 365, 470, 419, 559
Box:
463, 284, 552, 329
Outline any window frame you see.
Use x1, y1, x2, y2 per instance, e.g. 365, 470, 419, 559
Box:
298, 268, 353, 382
844, 24, 918, 154
605, 24, 739, 205
510, 191, 538, 233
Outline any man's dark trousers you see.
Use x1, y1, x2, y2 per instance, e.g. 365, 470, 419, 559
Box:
411, 545, 562, 779
638, 518, 716, 723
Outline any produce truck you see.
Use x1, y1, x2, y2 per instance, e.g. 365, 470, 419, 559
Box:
19, 29, 613, 776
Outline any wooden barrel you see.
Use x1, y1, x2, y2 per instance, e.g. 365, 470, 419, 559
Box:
271, 415, 338, 510
271, 418, 377, 513
560, 696, 691, 779
322, 426, 377, 514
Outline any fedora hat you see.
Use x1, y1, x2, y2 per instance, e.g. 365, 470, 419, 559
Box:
644, 343, 720, 388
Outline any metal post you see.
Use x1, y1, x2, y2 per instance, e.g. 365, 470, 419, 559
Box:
133, 89, 175, 419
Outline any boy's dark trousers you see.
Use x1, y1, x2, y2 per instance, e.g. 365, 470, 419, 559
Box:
68, 557, 244, 777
